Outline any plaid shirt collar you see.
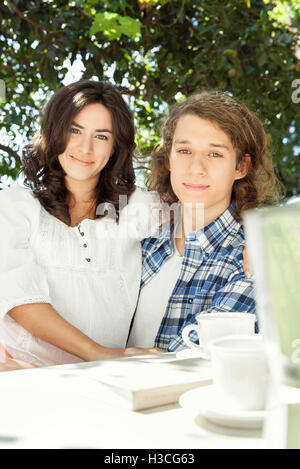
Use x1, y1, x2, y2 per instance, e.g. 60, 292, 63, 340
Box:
144, 202, 240, 256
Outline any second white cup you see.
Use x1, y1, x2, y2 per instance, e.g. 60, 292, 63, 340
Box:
209, 334, 268, 411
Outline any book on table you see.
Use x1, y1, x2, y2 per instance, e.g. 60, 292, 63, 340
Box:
0, 352, 212, 412
65, 353, 213, 411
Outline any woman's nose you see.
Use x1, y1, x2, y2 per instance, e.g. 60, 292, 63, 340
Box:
78, 134, 93, 154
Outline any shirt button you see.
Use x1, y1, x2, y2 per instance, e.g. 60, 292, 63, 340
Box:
80, 232, 85, 237
86, 258, 91, 262
188, 299, 193, 304
83, 243, 87, 248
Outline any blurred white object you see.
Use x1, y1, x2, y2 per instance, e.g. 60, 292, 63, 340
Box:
286, 196, 300, 206
244, 203, 300, 448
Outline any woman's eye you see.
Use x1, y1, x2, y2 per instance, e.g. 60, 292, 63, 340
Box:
96, 134, 108, 140
209, 152, 222, 158
178, 149, 191, 155
70, 127, 80, 134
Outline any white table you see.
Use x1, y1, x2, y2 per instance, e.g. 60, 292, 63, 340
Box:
0, 353, 282, 449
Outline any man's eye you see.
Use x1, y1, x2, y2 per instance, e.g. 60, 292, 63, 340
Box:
209, 152, 222, 158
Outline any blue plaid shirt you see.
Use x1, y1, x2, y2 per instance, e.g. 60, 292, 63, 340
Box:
140, 203, 256, 351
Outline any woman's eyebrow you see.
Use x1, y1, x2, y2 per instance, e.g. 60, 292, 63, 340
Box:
173, 139, 191, 144
71, 122, 113, 133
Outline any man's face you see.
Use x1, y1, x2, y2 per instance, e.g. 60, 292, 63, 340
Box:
168, 114, 248, 225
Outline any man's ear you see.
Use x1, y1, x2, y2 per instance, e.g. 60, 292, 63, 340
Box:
235, 153, 251, 180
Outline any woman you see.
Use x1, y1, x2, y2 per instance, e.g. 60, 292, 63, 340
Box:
127, 90, 282, 351
0, 80, 161, 368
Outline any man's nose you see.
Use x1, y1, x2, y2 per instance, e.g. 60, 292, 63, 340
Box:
188, 155, 207, 174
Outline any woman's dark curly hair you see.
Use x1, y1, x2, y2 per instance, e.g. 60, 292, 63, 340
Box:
147, 90, 284, 220
21, 80, 136, 224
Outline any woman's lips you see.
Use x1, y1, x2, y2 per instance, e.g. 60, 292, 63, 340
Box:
183, 183, 209, 191
70, 155, 93, 166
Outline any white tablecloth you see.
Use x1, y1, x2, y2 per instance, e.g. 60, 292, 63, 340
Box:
0, 353, 295, 449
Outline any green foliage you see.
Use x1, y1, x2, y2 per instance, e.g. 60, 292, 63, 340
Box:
90, 12, 141, 39
0, 0, 299, 195
267, 0, 300, 25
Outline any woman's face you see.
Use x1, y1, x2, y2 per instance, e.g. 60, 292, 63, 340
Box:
58, 103, 114, 185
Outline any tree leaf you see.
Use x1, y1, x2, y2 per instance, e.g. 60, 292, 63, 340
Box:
90, 12, 141, 40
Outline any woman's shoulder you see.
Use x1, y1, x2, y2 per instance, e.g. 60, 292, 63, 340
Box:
0, 183, 41, 214
125, 187, 167, 239
0, 183, 34, 200
128, 186, 161, 206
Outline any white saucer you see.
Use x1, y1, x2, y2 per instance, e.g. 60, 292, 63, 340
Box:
176, 348, 210, 360
179, 385, 266, 429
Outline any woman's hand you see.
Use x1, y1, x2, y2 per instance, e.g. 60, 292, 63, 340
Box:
0, 358, 36, 372
87, 344, 166, 361
122, 347, 166, 358
243, 245, 252, 279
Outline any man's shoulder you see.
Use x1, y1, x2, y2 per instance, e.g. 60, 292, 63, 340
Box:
223, 223, 245, 249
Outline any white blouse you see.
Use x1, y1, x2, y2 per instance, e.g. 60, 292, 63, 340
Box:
0, 184, 160, 367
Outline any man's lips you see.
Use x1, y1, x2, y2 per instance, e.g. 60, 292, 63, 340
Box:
69, 155, 94, 166
182, 183, 209, 191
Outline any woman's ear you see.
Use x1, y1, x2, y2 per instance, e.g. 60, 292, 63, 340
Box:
235, 153, 251, 180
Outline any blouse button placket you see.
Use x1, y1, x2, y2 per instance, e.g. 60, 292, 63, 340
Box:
78, 224, 92, 263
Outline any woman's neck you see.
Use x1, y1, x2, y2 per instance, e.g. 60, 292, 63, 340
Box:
69, 202, 96, 227
65, 177, 98, 226
65, 176, 98, 206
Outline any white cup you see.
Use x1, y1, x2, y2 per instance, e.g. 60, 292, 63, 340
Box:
181, 312, 256, 356
209, 334, 268, 411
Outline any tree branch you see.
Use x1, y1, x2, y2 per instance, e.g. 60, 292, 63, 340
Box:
6, 1, 90, 51
0, 144, 21, 164
115, 85, 143, 98
6, 0, 65, 38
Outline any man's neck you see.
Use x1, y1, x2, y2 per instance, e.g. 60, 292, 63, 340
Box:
175, 201, 231, 256
181, 200, 231, 233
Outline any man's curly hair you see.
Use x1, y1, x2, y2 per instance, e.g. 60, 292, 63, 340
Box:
146, 90, 284, 220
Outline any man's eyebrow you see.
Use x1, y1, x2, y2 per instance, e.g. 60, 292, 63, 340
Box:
71, 122, 113, 133
173, 139, 231, 151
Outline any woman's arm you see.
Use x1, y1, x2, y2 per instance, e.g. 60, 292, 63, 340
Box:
8, 303, 163, 361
